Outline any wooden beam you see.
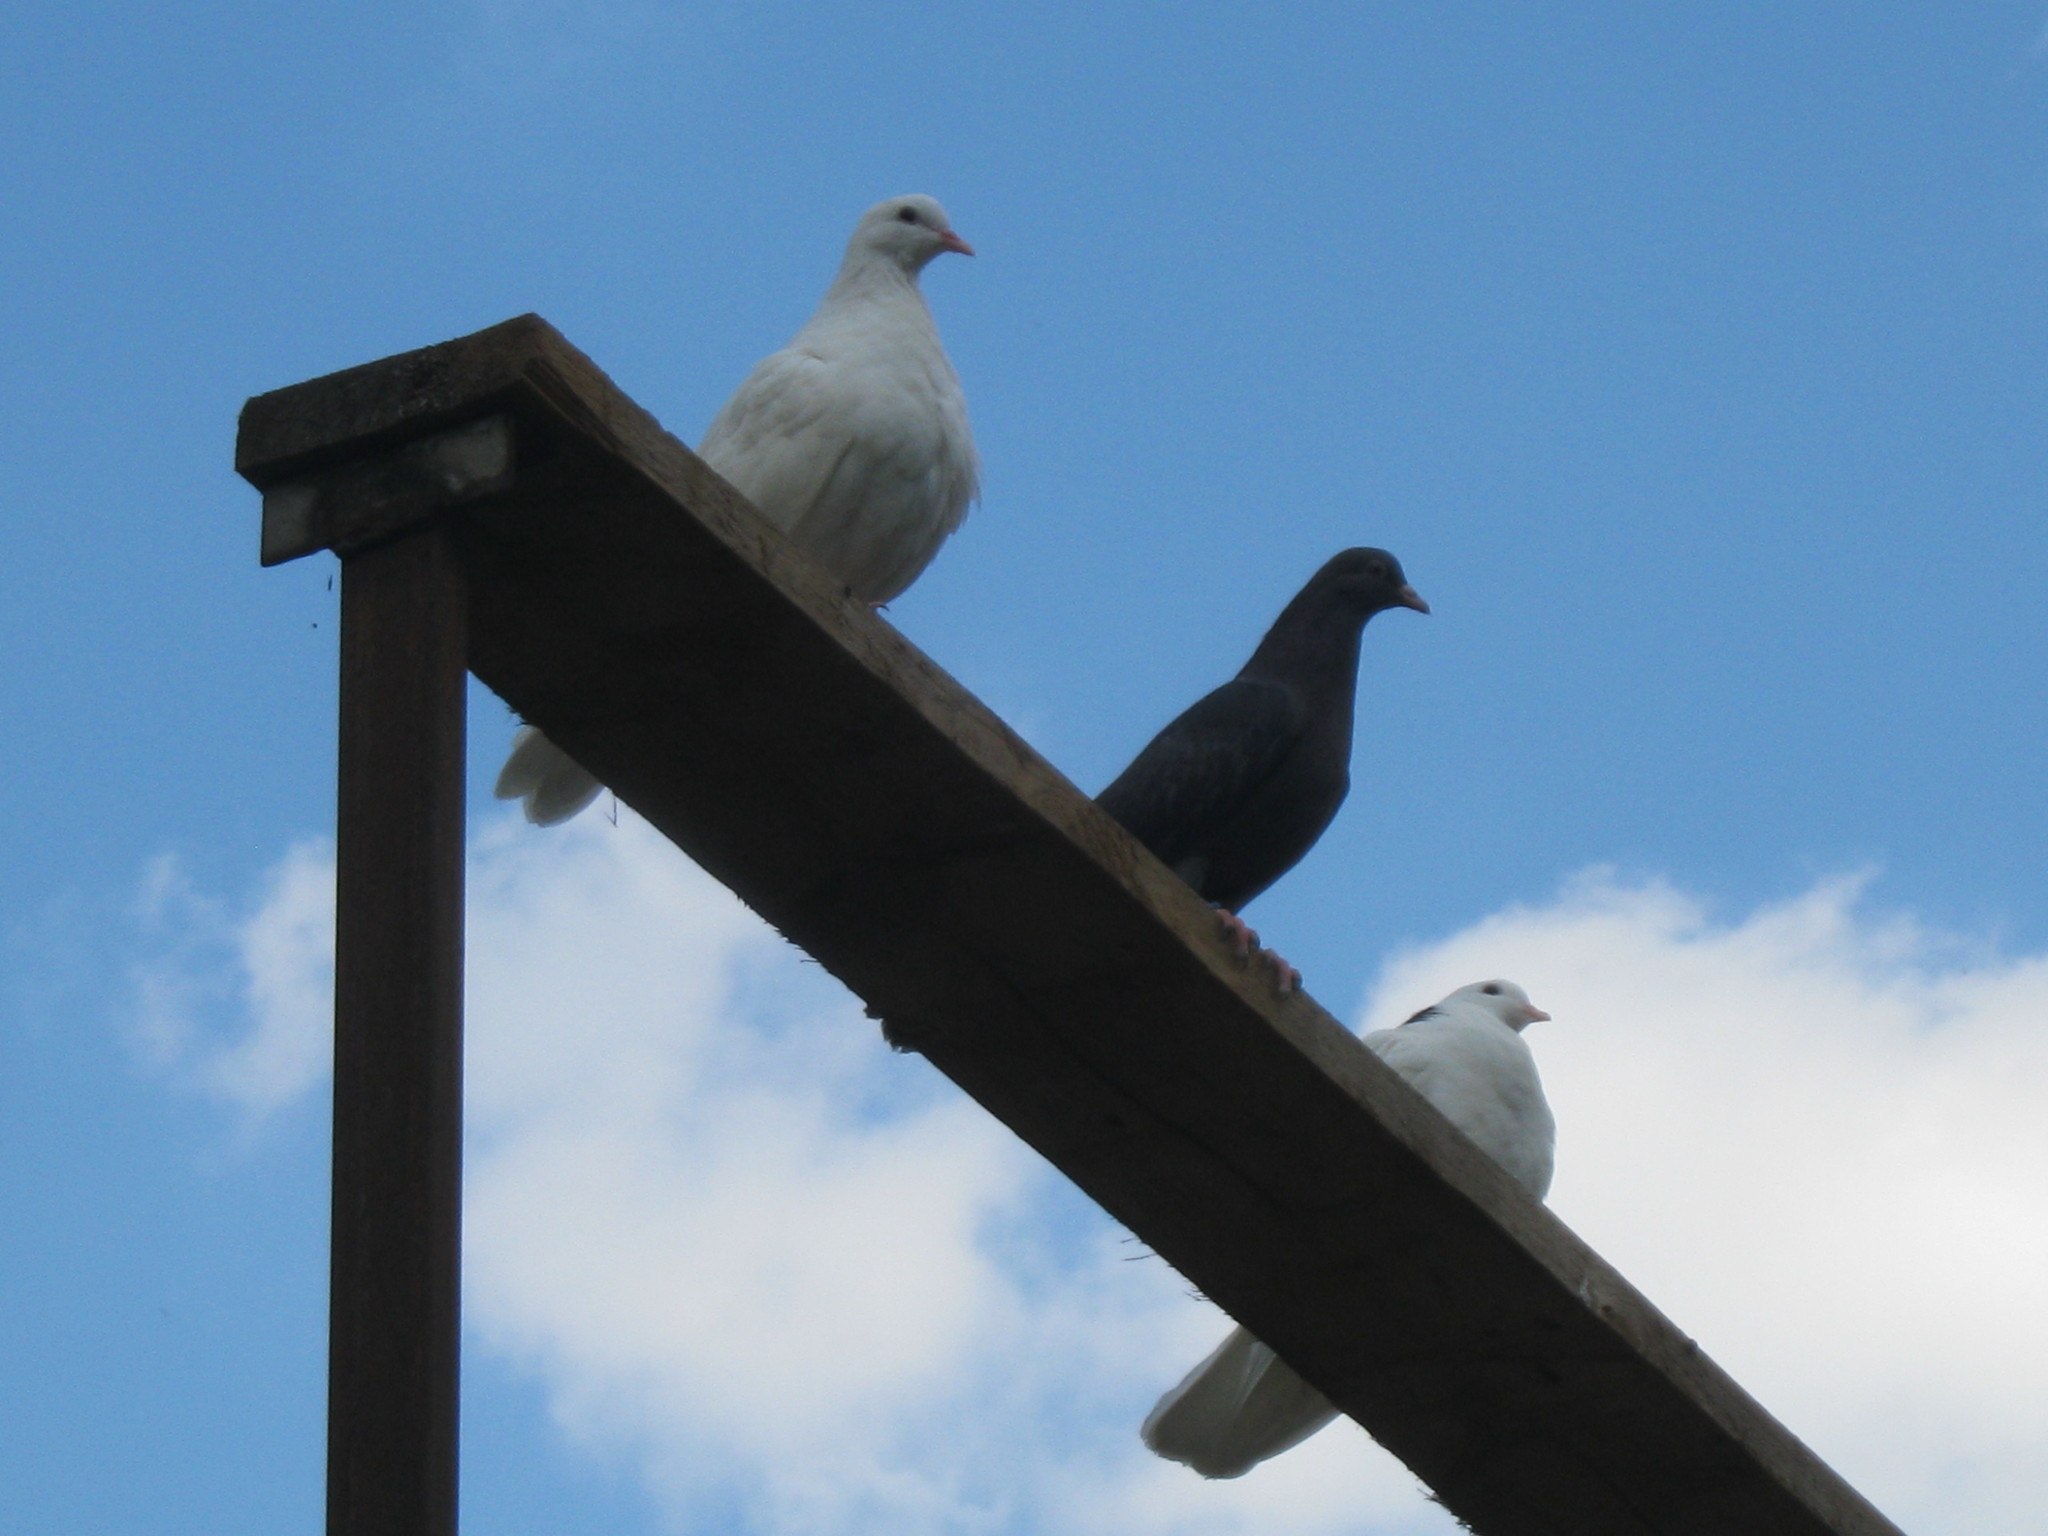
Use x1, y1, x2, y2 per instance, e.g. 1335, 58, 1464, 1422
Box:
240, 318, 1904, 1536
328, 527, 467, 1536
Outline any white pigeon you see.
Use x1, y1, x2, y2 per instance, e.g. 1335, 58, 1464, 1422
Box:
495, 193, 981, 826
1141, 979, 1556, 1480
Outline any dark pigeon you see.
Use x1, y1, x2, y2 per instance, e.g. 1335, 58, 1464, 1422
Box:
1094, 547, 1427, 983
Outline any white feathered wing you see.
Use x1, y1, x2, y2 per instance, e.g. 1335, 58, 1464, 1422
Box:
493, 194, 977, 826
1142, 981, 1556, 1478
492, 726, 605, 828
699, 264, 976, 604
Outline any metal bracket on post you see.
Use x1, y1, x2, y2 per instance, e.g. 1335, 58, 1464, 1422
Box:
260, 414, 514, 567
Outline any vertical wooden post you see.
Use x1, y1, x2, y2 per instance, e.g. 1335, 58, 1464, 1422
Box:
328, 527, 467, 1536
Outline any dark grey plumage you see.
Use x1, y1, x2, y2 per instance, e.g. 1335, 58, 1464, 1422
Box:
1094, 547, 1427, 914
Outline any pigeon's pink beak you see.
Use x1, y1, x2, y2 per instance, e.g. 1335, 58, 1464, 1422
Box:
1396, 584, 1430, 614
1518, 1003, 1551, 1025
938, 229, 975, 257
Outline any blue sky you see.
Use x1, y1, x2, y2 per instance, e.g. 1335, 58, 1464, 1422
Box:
6, 5, 2048, 1534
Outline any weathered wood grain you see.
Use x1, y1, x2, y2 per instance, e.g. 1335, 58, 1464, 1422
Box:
241, 319, 1903, 1536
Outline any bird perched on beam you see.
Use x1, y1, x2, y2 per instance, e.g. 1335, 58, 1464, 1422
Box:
1094, 547, 1427, 989
1141, 978, 1557, 1478
496, 193, 981, 826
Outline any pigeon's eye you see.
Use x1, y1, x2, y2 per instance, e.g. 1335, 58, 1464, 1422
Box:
896, 206, 920, 224
1481, 983, 1502, 995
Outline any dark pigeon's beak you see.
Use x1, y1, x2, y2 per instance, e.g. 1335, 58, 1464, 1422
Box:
939, 229, 975, 257
1396, 584, 1430, 615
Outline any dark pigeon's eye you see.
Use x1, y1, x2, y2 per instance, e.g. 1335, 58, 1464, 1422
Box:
896, 206, 920, 224
1482, 983, 1501, 995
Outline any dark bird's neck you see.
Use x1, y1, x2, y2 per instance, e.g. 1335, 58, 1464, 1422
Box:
1239, 589, 1375, 702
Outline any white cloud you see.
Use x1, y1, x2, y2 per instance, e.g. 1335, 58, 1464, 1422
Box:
126, 839, 334, 1119
1367, 870, 2048, 1536
140, 830, 2048, 1535
451, 815, 1371, 1535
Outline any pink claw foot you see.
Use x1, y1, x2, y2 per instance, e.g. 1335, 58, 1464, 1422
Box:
1213, 908, 1301, 994
1259, 949, 1301, 995
1215, 907, 1260, 960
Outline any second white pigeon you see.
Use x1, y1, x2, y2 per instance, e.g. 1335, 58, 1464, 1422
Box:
495, 193, 981, 826
1140, 979, 1557, 1479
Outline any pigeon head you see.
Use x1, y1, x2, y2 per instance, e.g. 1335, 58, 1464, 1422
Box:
1312, 547, 1430, 617
1240, 546, 1427, 683
847, 194, 974, 275
1449, 979, 1551, 1031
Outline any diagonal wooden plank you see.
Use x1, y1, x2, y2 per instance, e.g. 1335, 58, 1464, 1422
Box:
239, 317, 1904, 1536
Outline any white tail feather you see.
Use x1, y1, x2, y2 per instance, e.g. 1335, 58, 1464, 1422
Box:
493, 726, 604, 826
1140, 1325, 1339, 1479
